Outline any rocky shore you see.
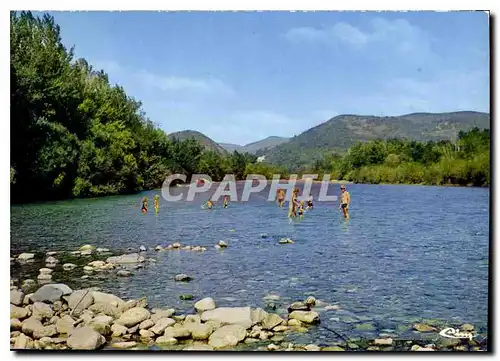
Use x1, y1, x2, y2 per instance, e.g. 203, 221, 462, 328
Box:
10, 245, 488, 351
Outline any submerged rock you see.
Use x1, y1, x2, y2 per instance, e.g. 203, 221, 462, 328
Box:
413, 323, 438, 332
218, 240, 228, 248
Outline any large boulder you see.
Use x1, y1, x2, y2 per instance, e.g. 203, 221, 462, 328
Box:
33, 325, 57, 339
21, 317, 44, 336
88, 302, 121, 318
88, 315, 113, 336
31, 284, 72, 303
67, 327, 105, 350
65, 289, 94, 313
92, 291, 125, 308
251, 308, 268, 325
163, 324, 191, 339
208, 324, 246, 349
115, 307, 150, 327
194, 297, 216, 312
201, 307, 253, 329
106, 253, 145, 265
10, 290, 24, 306
288, 311, 320, 324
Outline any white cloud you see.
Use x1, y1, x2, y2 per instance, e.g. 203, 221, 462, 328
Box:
136, 70, 235, 96
285, 17, 431, 55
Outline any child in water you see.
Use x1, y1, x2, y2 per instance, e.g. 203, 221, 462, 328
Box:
339, 185, 351, 219
154, 195, 160, 214
204, 200, 214, 209
307, 195, 313, 210
276, 188, 285, 207
223, 195, 230, 208
141, 197, 148, 213
298, 200, 305, 218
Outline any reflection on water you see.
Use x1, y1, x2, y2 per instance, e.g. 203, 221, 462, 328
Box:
10, 183, 489, 343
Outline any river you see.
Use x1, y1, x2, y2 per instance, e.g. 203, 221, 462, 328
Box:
10, 182, 490, 346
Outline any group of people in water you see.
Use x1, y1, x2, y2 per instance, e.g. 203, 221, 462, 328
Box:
140, 185, 351, 219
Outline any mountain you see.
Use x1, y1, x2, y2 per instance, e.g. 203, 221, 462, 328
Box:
168, 130, 228, 155
263, 111, 490, 169
219, 143, 244, 153
219, 136, 290, 154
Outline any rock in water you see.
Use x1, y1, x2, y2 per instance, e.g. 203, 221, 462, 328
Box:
172, 242, 181, 248
174, 274, 193, 282
116, 307, 150, 327
194, 297, 216, 312
67, 327, 105, 350
18, 253, 35, 261
287, 302, 310, 312
106, 253, 145, 265
139, 245, 147, 252
117, 270, 132, 277
179, 294, 194, 300
208, 324, 247, 348
201, 307, 253, 329
62, 263, 77, 270
413, 323, 437, 332
218, 240, 228, 247
461, 324, 474, 332
305, 296, 316, 307
261, 313, 284, 330
288, 311, 320, 324
374, 338, 393, 346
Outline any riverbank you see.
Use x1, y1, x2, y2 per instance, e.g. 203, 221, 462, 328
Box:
10, 244, 488, 351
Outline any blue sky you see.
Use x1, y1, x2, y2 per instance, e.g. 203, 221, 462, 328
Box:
44, 11, 489, 145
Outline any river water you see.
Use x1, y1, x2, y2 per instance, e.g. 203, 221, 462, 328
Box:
10, 182, 490, 347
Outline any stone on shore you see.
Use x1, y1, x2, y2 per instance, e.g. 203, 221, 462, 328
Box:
208, 324, 246, 349
111, 341, 137, 349
11, 318, 22, 330
139, 319, 155, 330
11, 305, 28, 319
62, 263, 77, 270
21, 317, 44, 336
33, 325, 58, 339
461, 324, 475, 332
186, 322, 214, 340
289, 311, 320, 324
32, 302, 54, 319
184, 344, 214, 351
67, 326, 105, 350
37, 274, 52, 281
56, 315, 75, 334
201, 307, 253, 329
116, 307, 150, 327
111, 323, 128, 337
150, 317, 175, 335
13, 333, 32, 349
31, 284, 72, 303
11, 290, 24, 306
155, 336, 178, 345
66, 289, 94, 313
163, 324, 191, 339
194, 297, 216, 312
92, 291, 125, 308
374, 338, 393, 346
38, 268, 53, 275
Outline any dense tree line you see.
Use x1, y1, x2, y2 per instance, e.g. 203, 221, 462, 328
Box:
10, 11, 275, 203
307, 128, 490, 187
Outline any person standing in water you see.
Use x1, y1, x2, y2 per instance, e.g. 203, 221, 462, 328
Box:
298, 200, 305, 218
223, 195, 230, 208
339, 185, 350, 219
276, 188, 285, 207
141, 197, 148, 214
307, 194, 313, 210
288, 187, 300, 218
154, 195, 160, 214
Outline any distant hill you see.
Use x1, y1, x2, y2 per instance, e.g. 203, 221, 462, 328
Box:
219, 136, 290, 154
263, 111, 490, 170
168, 130, 228, 155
